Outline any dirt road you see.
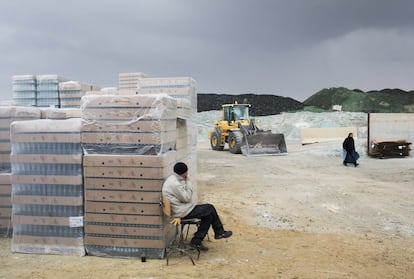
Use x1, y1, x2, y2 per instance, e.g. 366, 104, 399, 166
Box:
0, 140, 413, 278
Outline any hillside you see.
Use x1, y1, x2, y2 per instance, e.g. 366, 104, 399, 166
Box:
303, 87, 414, 113
197, 88, 414, 116
197, 93, 303, 116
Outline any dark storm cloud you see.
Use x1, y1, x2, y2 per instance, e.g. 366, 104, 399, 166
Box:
1, 0, 414, 102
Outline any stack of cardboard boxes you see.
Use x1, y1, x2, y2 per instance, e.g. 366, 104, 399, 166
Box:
83, 152, 176, 258
59, 81, 100, 108
137, 77, 198, 180
81, 93, 180, 258
118, 72, 147, 90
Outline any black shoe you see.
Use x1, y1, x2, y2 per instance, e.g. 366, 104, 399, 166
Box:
343, 162, 347, 166
190, 242, 208, 252
354, 163, 359, 167
214, 230, 233, 239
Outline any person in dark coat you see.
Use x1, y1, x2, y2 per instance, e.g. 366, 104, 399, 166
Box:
343, 132, 359, 167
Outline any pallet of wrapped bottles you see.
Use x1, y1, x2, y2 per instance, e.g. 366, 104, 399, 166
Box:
10, 118, 85, 256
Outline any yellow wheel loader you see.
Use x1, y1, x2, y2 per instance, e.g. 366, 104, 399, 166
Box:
207, 102, 288, 156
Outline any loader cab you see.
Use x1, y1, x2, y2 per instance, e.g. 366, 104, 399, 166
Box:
223, 104, 250, 122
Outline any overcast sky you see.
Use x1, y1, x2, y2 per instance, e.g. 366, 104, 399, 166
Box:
1, 0, 414, 102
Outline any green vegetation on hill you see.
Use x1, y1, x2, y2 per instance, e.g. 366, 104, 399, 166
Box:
303, 87, 414, 113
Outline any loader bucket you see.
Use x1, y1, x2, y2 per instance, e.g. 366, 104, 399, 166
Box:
241, 133, 288, 156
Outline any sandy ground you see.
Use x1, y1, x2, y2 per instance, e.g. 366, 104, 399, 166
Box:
1, 140, 413, 279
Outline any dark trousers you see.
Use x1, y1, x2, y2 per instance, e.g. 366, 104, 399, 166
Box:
183, 203, 224, 244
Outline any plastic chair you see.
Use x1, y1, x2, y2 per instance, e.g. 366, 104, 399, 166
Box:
161, 197, 201, 265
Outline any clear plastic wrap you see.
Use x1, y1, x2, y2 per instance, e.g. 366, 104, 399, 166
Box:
40, 107, 81, 119
11, 75, 37, 106
0, 173, 12, 236
0, 106, 41, 172
80, 94, 177, 155
59, 81, 96, 109
35, 75, 69, 108
10, 118, 85, 256
135, 77, 198, 187
80, 91, 197, 259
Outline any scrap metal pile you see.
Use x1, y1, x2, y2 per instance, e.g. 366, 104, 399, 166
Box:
370, 139, 412, 158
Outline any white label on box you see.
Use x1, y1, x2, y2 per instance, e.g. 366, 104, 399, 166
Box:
69, 216, 84, 227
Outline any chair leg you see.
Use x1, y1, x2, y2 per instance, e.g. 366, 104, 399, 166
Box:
165, 224, 199, 265
166, 248, 196, 265
184, 224, 190, 240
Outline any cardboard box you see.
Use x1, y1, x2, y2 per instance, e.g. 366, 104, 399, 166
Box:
0, 184, 11, 195
10, 118, 81, 134
83, 151, 176, 167
85, 190, 161, 203
84, 212, 163, 225
0, 218, 11, 227
81, 131, 176, 145
84, 177, 164, 191
85, 201, 160, 215
0, 196, 11, 206
81, 107, 177, 121
12, 235, 83, 248
12, 195, 83, 206
83, 166, 172, 179
85, 224, 168, 237
11, 154, 82, 164
81, 94, 177, 109
0, 207, 12, 217
11, 235, 83, 250
12, 215, 76, 226
0, 173, 11, 184
11, 133, 80, 143
84, 236, 165, 249
12, 175, 83, 185
40, 108, 81, 119
0, 142, 11, 152
80, 119, 176, 133
137, 77, 196, 88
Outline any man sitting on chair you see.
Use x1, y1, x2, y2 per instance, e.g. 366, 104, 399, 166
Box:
162, 162, 232, 252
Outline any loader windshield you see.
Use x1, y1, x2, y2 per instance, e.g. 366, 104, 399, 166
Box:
233, 106, 249, 120
224, 105, 249, 121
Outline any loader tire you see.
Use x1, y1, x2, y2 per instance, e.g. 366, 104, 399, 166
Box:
210, 131, 224, 151
228, 131, 243, 154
